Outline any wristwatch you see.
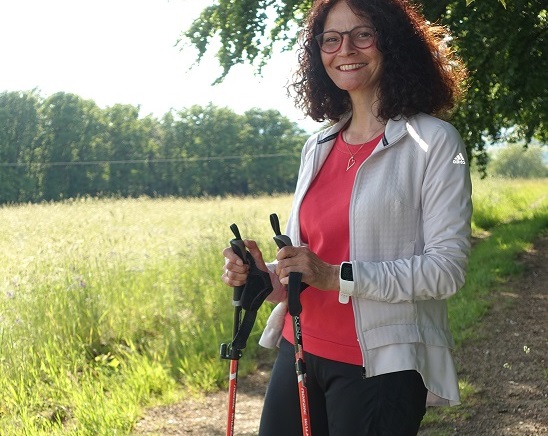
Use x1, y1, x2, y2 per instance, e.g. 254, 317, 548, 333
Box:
339, 262, 353, 304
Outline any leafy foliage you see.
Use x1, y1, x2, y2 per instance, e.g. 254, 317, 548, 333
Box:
184, 0, 312, 82
0, 91, 307, 204
421, 0, 547, 174
182, 0, 547, 172
0, 90, 41, 202
490, 144, 548, 178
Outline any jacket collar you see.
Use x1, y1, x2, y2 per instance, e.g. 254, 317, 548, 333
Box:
316, 112, 410, 148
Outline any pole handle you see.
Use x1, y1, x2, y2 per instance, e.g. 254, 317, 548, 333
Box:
270, 213, 293, 248
229, 223, 247, 304
288, 271, 303, 316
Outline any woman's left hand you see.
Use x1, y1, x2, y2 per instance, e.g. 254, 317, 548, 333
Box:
275, 245, 340, 291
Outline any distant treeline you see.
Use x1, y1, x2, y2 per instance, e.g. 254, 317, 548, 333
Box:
0, 90, 310, 204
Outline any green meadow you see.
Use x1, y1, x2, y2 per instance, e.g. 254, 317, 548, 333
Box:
0, 178, 546, 434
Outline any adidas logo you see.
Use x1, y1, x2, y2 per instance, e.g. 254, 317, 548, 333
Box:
452, 152, 466, 164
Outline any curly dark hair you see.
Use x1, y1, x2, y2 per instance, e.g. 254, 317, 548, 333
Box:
290, 0, 468, 123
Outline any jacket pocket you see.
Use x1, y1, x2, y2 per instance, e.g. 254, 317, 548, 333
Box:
386, 198, 419, 259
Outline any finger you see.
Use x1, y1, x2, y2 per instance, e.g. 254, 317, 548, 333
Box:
275, 249, 300, 276
275, 246, 299, 261
221, 245, 249, 287
222, 246, 244, 266
224, 256, 248, 273
243, 240, 269, 272
222, 264, 248, 287
275, 262, 293, 286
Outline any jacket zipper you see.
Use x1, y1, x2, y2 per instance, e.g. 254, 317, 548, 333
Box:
310, 119, 408, 377
347, 125, 408, 377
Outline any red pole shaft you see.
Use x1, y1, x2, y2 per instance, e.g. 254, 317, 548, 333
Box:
226, 359, 238, 436
297, 380, 311, 436
293, 314, 312, 436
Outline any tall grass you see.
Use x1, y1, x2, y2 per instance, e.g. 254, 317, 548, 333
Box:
0, 196, 291, 434
471, 176, 547, 230
449, 177, 548, 342
0, 177, 546, 434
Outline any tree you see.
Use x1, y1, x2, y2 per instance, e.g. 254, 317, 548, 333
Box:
0, 88, 308, 202
103, 104, 153, 196
184, 0, 312, 83
157, 110, 191, 196
37, 92, 104, 201
0, 91, 41, 202
174, 104, 247, 196
241, 108, 307, 193
138, 115, 164, 196
183, 0, 547, 173
490, 144, 547, 178
421, 0, 546, 174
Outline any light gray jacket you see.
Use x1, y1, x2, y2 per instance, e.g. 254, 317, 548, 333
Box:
260, 112, 472, 406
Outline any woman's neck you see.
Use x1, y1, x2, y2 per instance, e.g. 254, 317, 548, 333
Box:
345, 94, 385, 144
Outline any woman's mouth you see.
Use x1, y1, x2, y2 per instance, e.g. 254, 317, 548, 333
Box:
338, 63, 367, 71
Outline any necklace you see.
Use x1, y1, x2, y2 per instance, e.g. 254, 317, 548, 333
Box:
341, 127, 384, 171
342, 132, 367, 171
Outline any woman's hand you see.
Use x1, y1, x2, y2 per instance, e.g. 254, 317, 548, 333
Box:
221, 239, 268, 288
275, 246, 340, 291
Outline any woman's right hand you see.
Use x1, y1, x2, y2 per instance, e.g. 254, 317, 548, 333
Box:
221, 239, 268, 288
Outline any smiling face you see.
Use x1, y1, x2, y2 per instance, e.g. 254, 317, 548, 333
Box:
320, 1, 383, 100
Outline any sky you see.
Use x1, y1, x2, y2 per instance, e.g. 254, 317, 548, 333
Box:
0, 0, 320, 132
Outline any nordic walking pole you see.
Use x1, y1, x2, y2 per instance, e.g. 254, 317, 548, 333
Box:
219, 223, 247, 436
220, 223, 273, 436
288, 271, 312, 436
270, 213, 312, 436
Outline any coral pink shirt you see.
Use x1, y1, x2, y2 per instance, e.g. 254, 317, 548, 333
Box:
281, 131, 382, 365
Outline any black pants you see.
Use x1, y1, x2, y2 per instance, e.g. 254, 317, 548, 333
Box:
259, 338, 427, 436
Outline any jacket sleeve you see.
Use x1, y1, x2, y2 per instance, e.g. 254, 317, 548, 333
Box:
350, 121, 473, 303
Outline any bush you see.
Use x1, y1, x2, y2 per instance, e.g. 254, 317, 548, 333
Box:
490, 144, 547, 178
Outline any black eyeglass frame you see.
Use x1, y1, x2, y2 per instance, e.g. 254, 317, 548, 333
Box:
315, 25, 377, 54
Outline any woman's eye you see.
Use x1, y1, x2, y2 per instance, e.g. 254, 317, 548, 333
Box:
356, 31, 372, 39
325, 36, 340, 44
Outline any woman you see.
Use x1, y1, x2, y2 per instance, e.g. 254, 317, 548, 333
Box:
222, 0, 472, 434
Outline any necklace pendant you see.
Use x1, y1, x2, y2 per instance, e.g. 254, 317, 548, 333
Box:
346, 156, 356, 171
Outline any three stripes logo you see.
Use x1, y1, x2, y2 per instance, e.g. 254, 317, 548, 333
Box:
452, 152, 466, 165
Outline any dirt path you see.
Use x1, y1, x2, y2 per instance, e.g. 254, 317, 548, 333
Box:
133, 236, 547, 435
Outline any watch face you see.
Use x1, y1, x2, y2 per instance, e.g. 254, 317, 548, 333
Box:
341, 263, 353, 281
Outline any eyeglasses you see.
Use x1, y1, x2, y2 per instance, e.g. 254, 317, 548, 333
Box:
315, 25, 376, 54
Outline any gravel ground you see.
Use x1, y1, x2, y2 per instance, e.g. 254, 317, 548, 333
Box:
133, 235, 547, 436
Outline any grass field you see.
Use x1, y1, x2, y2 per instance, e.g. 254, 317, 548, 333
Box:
0, 177, 546, 434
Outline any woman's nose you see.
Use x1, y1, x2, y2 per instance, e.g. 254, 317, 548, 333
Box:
338, 35, 357, 55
